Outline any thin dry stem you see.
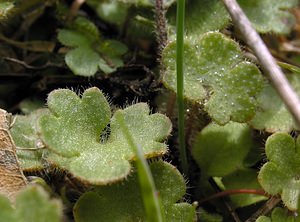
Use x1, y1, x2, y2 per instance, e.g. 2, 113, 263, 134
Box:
245, 196, 281, 222
68, 0, 86, 21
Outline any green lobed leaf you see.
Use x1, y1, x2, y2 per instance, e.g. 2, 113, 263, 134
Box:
258, 133, 300, 211
73, 160, 196, 222
10, 109, 49, 171
72, 17, 101, 41
0, 186, 63, 222
116, 112, 165, 221
167, 0, 229, 36
39, 87, 172, 184
250, 74, 300, 133
222, 169, 267, 208
98, 57, 116, 74
65, 47, 101, 76
191, 122, 254, 177
166, 0, 297, 38
238, 0, 298, 34
58, 22, 126, 76
88, 0, 129, 27
162, 32, 263, 124
57, 29, 91, 48
256, 207, 300, 222
98, 39, 128, 57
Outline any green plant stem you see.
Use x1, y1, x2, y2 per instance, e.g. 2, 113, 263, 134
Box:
116, 112, 165, 222
176, 0, 188, 175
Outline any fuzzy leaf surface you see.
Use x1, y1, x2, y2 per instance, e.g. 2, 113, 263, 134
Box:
39, 87, 171, 184
192, 122, 254, 177
250, 74, 300, 133
73, 161, 195, 222
258, 133, 300, 211
162, 32, 263, 124
238, 0, 298, 34
0, 186, 62, 222
256, 207, 300, 222
167, 0, 296, 36
11, 109, 49, 171
167, 0, 229, 35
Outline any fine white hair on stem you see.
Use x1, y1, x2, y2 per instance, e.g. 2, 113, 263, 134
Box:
222, 0, 300, 126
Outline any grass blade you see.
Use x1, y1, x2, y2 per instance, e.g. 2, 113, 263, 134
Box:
116, 111, 165, 222
176, 0, 188, 175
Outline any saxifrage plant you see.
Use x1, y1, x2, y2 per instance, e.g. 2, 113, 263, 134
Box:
1, 0, 300, 221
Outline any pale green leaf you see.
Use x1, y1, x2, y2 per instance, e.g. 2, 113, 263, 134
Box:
238, 0, 298, 34
0, 186, 62, 222
65, 47, 100, 76
167, 0, 229, 35
258, 133, 300, 211
250, 74, 300, 133
57, 29, 91, 48
39, 87, 172, 184
73, 161, 195, 222
162, 32, 263, 124
192, 122, 254, 177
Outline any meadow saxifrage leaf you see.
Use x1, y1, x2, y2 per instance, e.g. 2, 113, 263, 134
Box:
39, 87, 172, 184
73, 160, 196, 222
250, 74, 300, 133
0, 185, 63, 222
162, 32, 263, 124
192, 122, 254, 177
258, 133, 300, 211
238, 0, 298, 34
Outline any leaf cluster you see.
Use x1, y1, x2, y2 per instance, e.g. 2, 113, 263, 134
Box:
0, 0, 300, 221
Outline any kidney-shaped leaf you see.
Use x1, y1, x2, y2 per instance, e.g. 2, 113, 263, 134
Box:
166, 0, 296, 38
258, 133, 300, 211
192, 122, 254, 177
238, 0, 298, 34
0, 185, 62, 222
162, 32, 263, 124
39, 87, 172, 184
250, 74, 300, 133
167, 0, 229, 35
73, 160, 195, 222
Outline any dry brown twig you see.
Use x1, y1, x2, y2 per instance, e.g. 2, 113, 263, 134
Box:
222, 0, 300, 125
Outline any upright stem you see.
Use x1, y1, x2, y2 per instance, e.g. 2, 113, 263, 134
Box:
222, 0, 300, 126
176, 0, 188, 175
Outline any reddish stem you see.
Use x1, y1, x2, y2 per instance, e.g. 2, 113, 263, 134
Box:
198, 189, 270, 205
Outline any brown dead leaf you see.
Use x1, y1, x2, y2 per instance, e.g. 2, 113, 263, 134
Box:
0, 109, 27, 202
